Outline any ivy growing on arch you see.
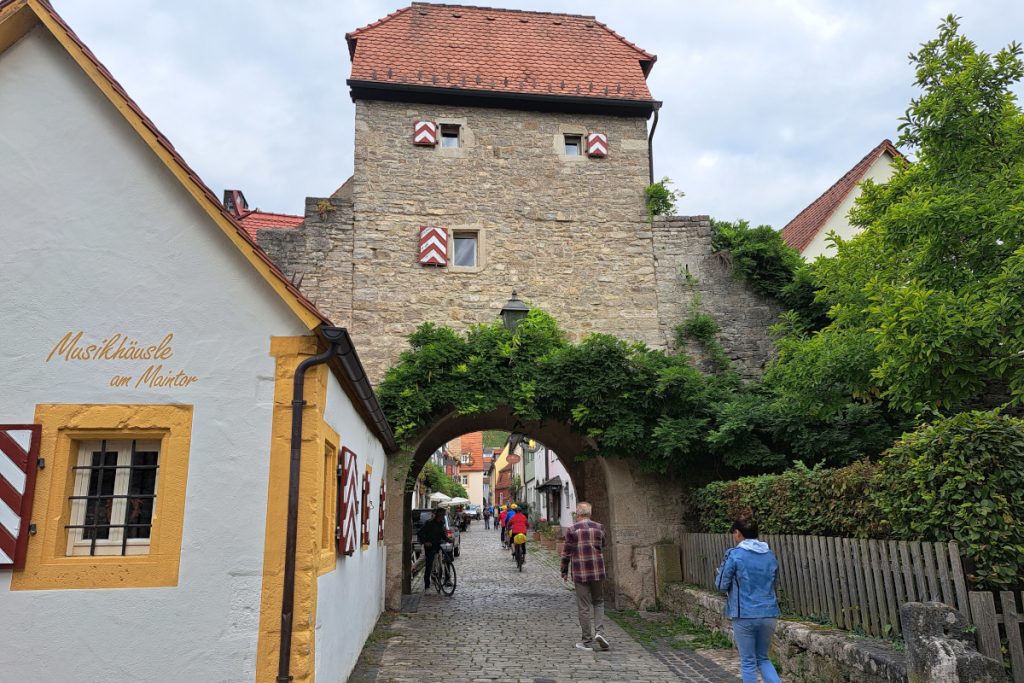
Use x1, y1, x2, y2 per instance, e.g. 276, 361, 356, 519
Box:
376, 309, 781, 476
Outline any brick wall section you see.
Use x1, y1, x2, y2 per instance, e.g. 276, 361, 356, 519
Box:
651, 216, 782, 379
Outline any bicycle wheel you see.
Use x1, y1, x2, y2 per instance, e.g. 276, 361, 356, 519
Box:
516, 547, 524, 571
432, 561, 442, 594
440, 560, 457, 596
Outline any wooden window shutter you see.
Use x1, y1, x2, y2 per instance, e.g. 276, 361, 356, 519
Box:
413, 120, 438, 146
337, 448, 359, 556
360, 470, 371, 548
419, 225, 448, 266
586, 132, 608, 158
0, 425, 42, 570
377, 479, 386, 542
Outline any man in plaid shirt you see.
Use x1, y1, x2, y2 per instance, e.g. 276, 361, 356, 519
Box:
560, 501, 610, 651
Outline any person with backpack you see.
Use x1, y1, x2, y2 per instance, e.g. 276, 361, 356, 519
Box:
714, 518, 782, 683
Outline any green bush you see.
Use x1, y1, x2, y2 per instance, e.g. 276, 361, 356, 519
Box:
693, 460, 885, 538
694, 410, 1024, 590
875, 410, 1024, 590
645, 177, 683, 218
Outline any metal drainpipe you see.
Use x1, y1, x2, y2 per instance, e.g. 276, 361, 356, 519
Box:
647, 104, 662, 185
278, 328, 344, 683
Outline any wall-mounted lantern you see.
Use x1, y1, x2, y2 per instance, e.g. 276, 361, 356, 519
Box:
499, 291, 530, 332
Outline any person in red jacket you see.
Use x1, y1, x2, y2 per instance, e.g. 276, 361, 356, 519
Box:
507, 506, 529, 559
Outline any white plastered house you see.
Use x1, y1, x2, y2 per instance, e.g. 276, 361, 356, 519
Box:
0, 2, 397, 681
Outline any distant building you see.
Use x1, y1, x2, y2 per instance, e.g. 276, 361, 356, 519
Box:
781, 140, 902, 259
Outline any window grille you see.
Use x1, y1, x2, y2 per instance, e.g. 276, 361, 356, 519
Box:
66, 439, 159, 557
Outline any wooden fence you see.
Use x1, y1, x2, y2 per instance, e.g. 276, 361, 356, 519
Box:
680, 533, 969, 639
970, 590, 1024, 683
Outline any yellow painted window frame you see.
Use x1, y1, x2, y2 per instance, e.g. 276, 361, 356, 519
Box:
362, 463, 373, 551
12, 404, 193, 590
318, 425, 339, 576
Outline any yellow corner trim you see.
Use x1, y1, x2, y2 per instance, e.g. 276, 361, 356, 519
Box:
256, 340, 329, 683
12, 404, 193, 590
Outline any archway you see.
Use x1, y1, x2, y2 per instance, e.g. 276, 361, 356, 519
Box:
382, 406, 688, 612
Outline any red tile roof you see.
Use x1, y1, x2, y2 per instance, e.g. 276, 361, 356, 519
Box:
346, 3, 656, 102
458, 432, 487, 471
237, 210, 304, 241
781, 139, 903, 254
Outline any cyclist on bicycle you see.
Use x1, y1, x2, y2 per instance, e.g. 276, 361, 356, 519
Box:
508, 505, 529, 560
498, 504, 509, 548
417, 507, 447, 590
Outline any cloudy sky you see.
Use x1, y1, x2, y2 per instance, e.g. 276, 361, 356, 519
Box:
52, 1, 1024, 228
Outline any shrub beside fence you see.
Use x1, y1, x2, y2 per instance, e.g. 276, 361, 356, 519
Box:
680, 532, 969, 639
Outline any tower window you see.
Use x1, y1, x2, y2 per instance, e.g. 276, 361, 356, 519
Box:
564, 135, 582, 156
452, 232, 478, 267
441, 124, 461, 148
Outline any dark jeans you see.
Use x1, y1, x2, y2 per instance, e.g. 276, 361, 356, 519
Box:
484, 516, 491, 529
423, 548, 439, 588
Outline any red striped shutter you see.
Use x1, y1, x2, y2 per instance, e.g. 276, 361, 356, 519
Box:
419, 225, 448, 266
586, 132, 608, 158
360, 470, 371, 548
413, 120, 437, 146
0, 424, 41, 570
337, 448, 358, 556
377, 479, 386, 542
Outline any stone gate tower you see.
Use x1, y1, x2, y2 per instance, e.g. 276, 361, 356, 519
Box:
260, 2, 779, 382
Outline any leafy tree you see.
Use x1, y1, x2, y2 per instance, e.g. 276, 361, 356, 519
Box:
420, 461, 467, 498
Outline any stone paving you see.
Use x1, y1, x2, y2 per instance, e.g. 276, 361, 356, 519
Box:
347, 526, 740, 682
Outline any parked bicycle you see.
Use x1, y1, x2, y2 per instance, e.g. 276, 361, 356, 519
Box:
430, 541, 457, 595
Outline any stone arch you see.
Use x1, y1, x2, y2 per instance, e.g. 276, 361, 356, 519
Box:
383, 406, 687, 611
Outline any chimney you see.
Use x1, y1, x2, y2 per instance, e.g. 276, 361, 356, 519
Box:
222, 189, 248, 217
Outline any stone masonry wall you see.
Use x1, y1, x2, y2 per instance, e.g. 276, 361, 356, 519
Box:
258, 101, 782, 384
256, 197, 355, 326
652, 217, 782, 379
347, 99, 661, 382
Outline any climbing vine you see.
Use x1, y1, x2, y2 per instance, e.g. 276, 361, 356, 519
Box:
376, 309, 761, 476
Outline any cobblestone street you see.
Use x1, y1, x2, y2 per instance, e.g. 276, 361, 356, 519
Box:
348, 527, 739, 682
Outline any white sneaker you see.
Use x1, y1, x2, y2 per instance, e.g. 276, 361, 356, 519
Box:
594, 634, 610, 651
575, 642, 594, 651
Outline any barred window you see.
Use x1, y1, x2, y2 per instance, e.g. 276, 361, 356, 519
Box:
66, 439, 159, 557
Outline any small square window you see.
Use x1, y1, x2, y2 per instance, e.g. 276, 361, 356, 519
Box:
440, 124, 461, 148
452, 232, 477, 267
564, 135, 582, 156
66, 439, 160, 557
460, 454, 469, 464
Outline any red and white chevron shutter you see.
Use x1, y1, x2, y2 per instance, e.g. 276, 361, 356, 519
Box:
0, 424, 41, 570
377, 479, 386, 542
337, 448, 359, 556
360, 470, 371, 548
419, 225, 448, 266
586, 132, 608, 158
413, 120, 437, 146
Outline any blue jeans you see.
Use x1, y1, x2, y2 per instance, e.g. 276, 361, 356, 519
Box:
732, 617, 781, 683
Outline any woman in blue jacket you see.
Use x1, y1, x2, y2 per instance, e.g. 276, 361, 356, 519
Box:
715, 518, 782, 683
